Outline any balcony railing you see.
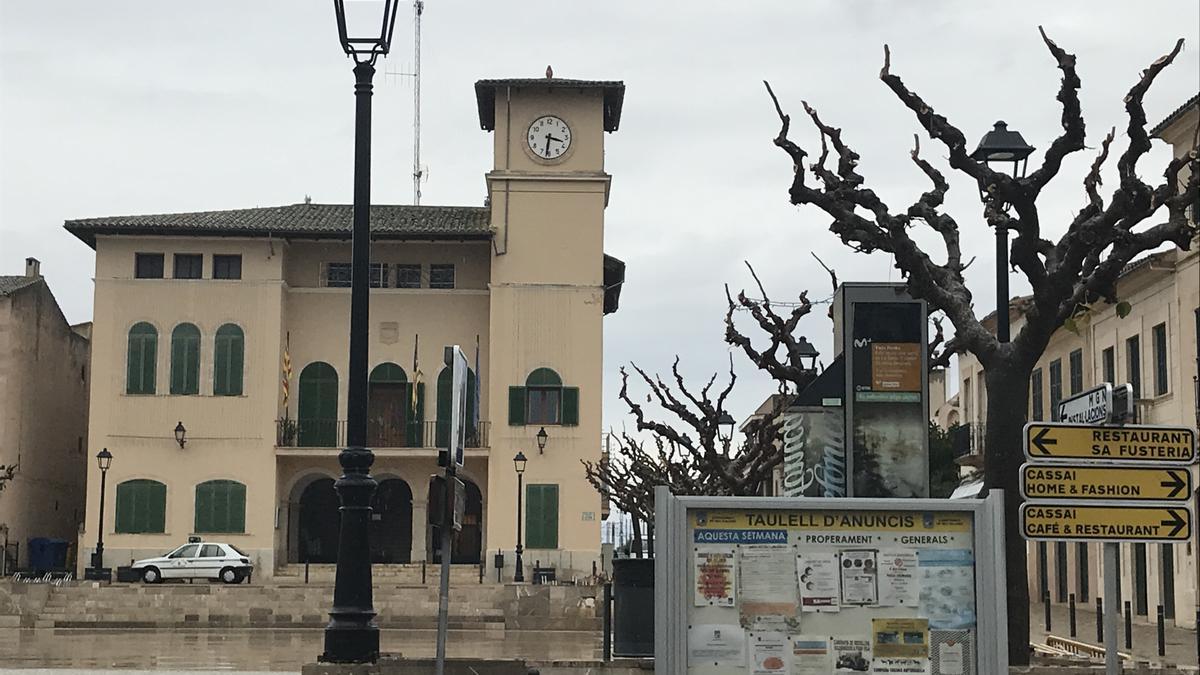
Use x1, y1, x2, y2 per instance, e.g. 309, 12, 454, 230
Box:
951, 423, 982, 460
276, 419, 490, 449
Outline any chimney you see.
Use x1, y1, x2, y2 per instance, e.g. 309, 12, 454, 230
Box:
25, 257, 40, 278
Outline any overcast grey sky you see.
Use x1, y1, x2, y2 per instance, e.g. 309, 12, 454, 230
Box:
2, 1, 1197, 431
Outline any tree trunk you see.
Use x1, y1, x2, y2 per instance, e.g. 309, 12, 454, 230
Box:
647, 521, 655, 557
982, 363, 1033, 666
630, 516, 644, 559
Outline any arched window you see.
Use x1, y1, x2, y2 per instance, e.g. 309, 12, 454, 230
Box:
435, 366, 477, 447
213, 324, 244, 396
194, 479, 246, 533
508, 368, 578, 426
169, 323, 201, 395
298, 362, 338, 447
126, 323, 158, 394
115, 479, 166, 533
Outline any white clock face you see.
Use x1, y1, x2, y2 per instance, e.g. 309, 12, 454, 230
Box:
527, 115, 572, 160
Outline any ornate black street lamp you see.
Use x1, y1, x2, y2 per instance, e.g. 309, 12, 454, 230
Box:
323, 0, 401, 664
513, 451, 528, 583
970, 121, 1035, 344
86, 448, 113, 581
536, 426, 549, 454
795, 336, 820, 373
717, 411, 736, 443
174, 421, 187, 449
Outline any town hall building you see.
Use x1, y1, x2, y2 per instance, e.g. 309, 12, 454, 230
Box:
67, 76, 626, 580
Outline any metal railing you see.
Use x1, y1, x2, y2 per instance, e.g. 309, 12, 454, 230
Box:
951, 423, 981, 459
275, 419, 490, 449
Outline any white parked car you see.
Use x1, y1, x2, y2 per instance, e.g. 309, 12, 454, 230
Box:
132, 541, 253, 584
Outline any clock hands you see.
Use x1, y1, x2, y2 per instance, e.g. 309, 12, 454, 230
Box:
544, 133, 566, 157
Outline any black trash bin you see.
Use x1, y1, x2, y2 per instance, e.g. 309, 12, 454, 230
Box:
612, 557, 654, 657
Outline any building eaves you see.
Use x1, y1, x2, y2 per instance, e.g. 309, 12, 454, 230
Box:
63, 203, 492, 249
474, 78, 625, 132
0, 275, 40, 297
1149, 92, 1199, 138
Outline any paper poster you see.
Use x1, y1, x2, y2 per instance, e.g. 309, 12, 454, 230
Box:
873, 657, 931, 673
937, 642, 964, 674
831, 636, 872, 673
872, 617, 929, 658
797, 552, 840, 611
687, 624, 746, 667
930, 630, 974, 675
739, 544, 799, 628
839, 550, 878, 606
749, 631, 789, 674
878, 549, 920, 607
791, 635, 832, 674
694, 546, 736, 607
918, 549, 976, 629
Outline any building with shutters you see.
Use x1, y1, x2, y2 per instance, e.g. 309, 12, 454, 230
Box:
957, 94, 1198, 627
68, 75, 626, 581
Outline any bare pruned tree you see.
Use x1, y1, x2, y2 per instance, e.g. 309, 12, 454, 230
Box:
763, 28, 1198, 663
725, 262, 823, 393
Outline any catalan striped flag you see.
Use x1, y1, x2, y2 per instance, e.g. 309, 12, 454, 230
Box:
281, 332, 292, 410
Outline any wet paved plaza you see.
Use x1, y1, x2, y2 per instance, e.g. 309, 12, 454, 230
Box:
0, 627, 601, 672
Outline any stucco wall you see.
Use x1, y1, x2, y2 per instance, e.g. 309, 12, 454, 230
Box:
0, 279, 90, 569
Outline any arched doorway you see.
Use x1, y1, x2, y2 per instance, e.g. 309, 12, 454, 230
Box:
370, 478, 413, 563
298, 362, 338, 447
368, 363, 408, 447
295, 478, 339, 563
428, 477, 483, 565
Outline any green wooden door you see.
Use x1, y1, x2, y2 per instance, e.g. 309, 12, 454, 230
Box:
525, 484, 559, 549
298, 362, 338, 446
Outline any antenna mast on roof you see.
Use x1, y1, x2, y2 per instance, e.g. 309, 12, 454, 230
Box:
383, 1, 427, 205
412, 0, 424, 205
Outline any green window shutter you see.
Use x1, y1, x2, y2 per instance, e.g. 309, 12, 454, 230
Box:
170, 324, 201, 395
147, 481, 166, 533
525, 484, 542, 549
230, 482, 246, 533
436, 368, 452, 447
195, 480, 246, 533
508, 386, 526, 426
561, 387, 579, 426
116, 480, 166, 533
195, 483, 213, 533
298, 362, 339, 447
214, 324, 244, 396
526, 484, 559, 549
126, 323, 157, 394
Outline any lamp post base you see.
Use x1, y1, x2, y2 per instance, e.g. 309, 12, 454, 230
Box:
321, 618, 380, 664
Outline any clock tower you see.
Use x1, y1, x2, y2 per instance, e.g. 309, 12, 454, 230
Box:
475, 75, 624, 579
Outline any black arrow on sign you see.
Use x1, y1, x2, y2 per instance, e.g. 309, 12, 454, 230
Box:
1160, 470, 1188, 499
1030, 427, 1057, 456
1160, 509, 1187, 538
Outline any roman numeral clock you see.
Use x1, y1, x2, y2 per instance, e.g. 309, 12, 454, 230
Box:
527, 115, 572, 160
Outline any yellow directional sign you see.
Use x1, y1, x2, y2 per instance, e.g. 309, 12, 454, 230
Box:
1021, 503, 1192, 542
1024, 423, 1196, 465
1021, 464, 1193, 502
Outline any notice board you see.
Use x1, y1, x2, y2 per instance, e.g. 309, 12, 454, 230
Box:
655, 488, 1007, 675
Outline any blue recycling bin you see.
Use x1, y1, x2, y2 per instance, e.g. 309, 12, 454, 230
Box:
27, 537, 68, 572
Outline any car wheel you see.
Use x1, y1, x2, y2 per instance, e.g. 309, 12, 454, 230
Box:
141, 566, 161, 584
220, 567, 241, 584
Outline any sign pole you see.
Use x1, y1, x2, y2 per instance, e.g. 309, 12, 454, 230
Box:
434, 465, 453, 675
434, 345, 469, 675
1103, 542, 1119, 675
